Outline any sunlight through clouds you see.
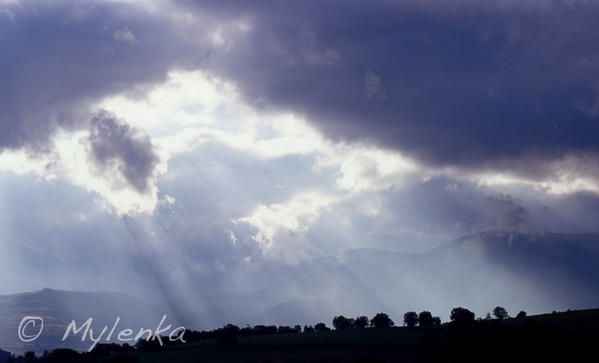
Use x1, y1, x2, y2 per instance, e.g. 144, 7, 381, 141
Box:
3, 68, 599, 258
237, 192, 335, 248
0, 129, 165, 215
2, 2, 599, 343
96, 70, 439, 256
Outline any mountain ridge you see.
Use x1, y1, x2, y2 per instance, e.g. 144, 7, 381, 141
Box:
2, 231, 598, 353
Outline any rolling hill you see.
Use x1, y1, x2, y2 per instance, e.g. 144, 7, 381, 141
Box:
1, 231, 598, 354
267, 231, 599, 321
0, 288, 161, 354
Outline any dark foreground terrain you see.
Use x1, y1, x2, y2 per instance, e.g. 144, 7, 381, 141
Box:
3, 308, 599, 363
3, 232, 599, 355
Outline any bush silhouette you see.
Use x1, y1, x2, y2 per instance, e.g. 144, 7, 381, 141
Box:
450, 307, 475, 324
332, 315, 352, 330
314, 322, 330, 332
403, 311, 419, 327
493, 306, 509, 320
371, 313, 394, 328
354, 315, 369, 329
418, 311, 434, 326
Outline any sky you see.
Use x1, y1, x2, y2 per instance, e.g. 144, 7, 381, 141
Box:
1, 0, 599, 322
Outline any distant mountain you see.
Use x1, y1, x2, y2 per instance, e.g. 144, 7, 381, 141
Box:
428, 231, 599, 303
268, 231, 599, 322
2, 231, 598, 354
0, 288, 161, 354
183, 231, 599, 328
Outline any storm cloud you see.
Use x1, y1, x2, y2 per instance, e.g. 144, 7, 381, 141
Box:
182, 0, 599, 174
0, 0, 198, 151
4, 0, 599, 179
2, 0, 599, 329
88, 111, 159, 192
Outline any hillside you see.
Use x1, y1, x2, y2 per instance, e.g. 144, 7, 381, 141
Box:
1, 231, 598, 354
272, 231, 599, 320
128, 308, 599, 363
21, 308, 597, 363
0, 289, 160, 354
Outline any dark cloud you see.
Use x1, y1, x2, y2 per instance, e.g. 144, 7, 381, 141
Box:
181, 0, 599, 172
0, 0, 199, 151
4, 134, 599, 325
4, 0, 599, 330
89, 111, 159, 192
4, 0, 599, 177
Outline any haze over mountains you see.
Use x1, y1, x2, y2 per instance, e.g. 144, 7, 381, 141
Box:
0, 289, 161, 354
2, 231, 598, 354
260, 231, 599, 325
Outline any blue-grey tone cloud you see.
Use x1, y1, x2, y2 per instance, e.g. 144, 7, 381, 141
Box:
2, 0, 599, 335
184, 0, 599, 173
0, 0, 197, 151
89, 111, 159, 192
4, 0, 599, 177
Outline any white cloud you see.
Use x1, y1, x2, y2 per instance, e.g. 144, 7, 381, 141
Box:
99, 70, 432, 196
317, 145, 426, 193
5, 69, 598, 258
0, 149, 56, 180
0, 129, 164, 216
474, 155, 599, 195
159, 193, 176, 208
236, 192, 336, 257
2, 71, 343, 218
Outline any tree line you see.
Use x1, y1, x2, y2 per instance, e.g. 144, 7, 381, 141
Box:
1, 305, 529, 363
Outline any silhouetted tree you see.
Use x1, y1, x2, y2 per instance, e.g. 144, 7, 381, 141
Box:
493, 306, 509, 320
347, 318, 355, 328
222, 324, 240, 333
314, 322, 330, 332
294, 325, 302, 333
239, 325, 253, 336
418, 311, 434, 326
354, 315, 369, 329
303, 325, 315, 333
277, 326, 297, 334
404, 311, 419, 327
450, 307, 475, 324
90, 343, 133, 357
253, 325, 277, 335
45, 349, 81, 363
371, 313, 394, 328
0, 349, 11, 363
333, 315, 352, 330
432, 316, 442, 326
23, 352, 35, 363
516, 310, 527, 319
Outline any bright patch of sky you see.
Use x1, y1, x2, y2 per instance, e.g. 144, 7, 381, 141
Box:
1, 70, 598, 262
